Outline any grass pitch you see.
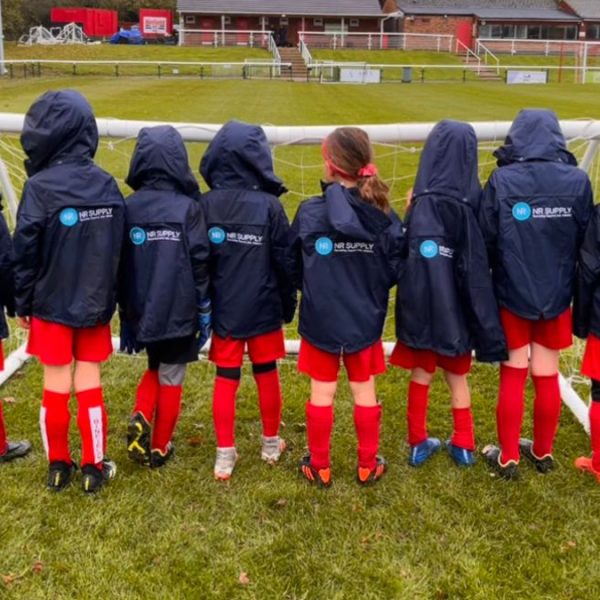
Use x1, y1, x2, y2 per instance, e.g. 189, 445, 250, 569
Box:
1, 65, 600, 599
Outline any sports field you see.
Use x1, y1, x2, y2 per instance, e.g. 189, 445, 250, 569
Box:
1, 65, 600, 599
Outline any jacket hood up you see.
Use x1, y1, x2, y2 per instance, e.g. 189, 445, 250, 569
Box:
21, 89, 99, 177
413, 120, 481, 205
494, 109, 576, 167
126, 125, 199, 197
200, 120, 286, 196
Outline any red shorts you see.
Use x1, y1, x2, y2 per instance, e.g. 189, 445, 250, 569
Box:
27, 317, 113, 367
581, 334, 600, 380
500, 308, 572, 351
389, 341, 472, 376
0, 340, 4, 372
298, 338, 386, 383
208, 329, 286, 368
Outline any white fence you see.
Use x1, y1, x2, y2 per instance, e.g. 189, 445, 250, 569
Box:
179, 29, 272, 48
298, 31, 454, 52
477, 38, 600, 57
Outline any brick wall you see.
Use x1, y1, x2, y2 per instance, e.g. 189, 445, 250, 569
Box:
403, 15, 472, 37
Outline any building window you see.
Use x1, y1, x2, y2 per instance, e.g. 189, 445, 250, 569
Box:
185, 15, 196, 25
313, 18, 323, 26
588, 24, 600, 40
479, 23, 577, 40
350, 19, 360, 28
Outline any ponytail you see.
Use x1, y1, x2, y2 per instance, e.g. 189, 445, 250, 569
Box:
357, 175, 391, 214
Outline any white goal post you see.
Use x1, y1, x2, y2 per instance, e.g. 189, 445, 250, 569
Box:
1, 114, 599, 432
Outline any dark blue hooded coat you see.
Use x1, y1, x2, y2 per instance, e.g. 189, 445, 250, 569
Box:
0, 194, 14, 339
200, 120, 296, 339
13, 90, 125, 327
395, 120, 507, 362
289, 182, 403, 354
119, 125, 210, 343
479, 109, 594, 320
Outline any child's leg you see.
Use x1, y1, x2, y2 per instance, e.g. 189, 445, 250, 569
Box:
212, 366, 241, 448
151, 363, 185, 454
496, 346, 529, 464
0, 399, 7, 453
590, 380, 600, 470
252, 361, 282, 438
407, 368, 434, 446
444, 371, 475, 451
529, 342, 561, 458
350, 377, 381, 471
40, 365, 73, 464
133, 367, 160, 424
306, 380, 336, 470
73, 361, 106, 468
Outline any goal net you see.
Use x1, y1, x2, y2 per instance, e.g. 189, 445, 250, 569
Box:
1, 116, 600, 429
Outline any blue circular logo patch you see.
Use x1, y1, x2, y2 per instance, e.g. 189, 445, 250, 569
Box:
130, 227, 146, 246
59, 208, 79, 227
208, 227, 226, 244
420, 240, 439, 259
315, 237, 334, 256
512, 202, 532, 221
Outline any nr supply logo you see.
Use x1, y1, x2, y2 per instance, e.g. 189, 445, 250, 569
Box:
419, 240, 454, 260
315, 236, 374, 257
512, 201, 572, 221
129, 227, 181, 245
208, 226, 263, 247
59, 207, 114, 227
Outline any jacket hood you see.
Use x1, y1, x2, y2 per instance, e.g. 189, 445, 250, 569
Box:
494, 109, 576, 166
413, 120, 481, 205
200, 120, 286, 196
126, 125, 199, 196
325, 183, 391, 242
21, 89, 99, 176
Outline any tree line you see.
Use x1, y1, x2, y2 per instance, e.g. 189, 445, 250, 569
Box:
2, 0, 177, 39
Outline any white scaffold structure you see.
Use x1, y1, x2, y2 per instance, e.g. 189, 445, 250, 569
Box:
18, 22, 89, 46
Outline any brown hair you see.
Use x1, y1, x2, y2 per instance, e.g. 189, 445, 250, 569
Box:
324, 127, 390, 213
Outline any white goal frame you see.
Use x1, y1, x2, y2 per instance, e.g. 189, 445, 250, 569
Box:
1, 115, 600, 432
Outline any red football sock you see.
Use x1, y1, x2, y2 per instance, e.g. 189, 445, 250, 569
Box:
151, 385, 183, 453
407, 381, 429, 446
41, 389, 72, 464
212, 376, 240, 447
76, 387, 107, 469
306, 401, 334, 470
451, 407, 475, 451
133, 369, 159, 423
0, 400, 7, 455
532, 373, 561, 458
497, 364, 528, 464
353, 404, 381, 470
590, 401, 600, 471
254, 369, 282, 437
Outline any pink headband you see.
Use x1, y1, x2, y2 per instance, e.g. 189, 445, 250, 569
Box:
322, 140, 378, 181
358, 163, 378, 178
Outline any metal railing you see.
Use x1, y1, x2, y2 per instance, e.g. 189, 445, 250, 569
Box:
455, 39, 481, 73
298, 31, 454, 52
477, 37, 600, 56
267, 32, 281, 74
298, 37, 313, 66
179, 29, 272, 48
475, 40, 500, 74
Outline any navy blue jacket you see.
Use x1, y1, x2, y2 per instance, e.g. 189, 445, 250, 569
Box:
0, 195, 14, 340
396, 121, 507, 362
200, 120, 296, 339
119, 125, 210, 343
13, 90, 125, 327
479, 109, 594, 320
574, 205, 600, 339
289, 182, 403, 354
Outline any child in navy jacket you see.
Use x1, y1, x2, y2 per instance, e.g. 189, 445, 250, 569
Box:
119, 125, 211, 468
393, 120, 507, 468
289, 127, 403, 486
13, 90, 126, 493
479, 109, 593, 480
573, 205, 600, 483
200, 120, 296, 480
0, 193, 31, 464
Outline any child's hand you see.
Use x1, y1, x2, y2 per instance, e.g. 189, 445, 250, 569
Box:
17, 316, 31, 330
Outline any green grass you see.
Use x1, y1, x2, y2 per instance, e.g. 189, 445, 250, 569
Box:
1, 76, 600, 599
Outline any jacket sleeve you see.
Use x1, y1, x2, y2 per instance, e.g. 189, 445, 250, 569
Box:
573, 207, 600, 339
12, 181, 45, 317
0, 202, 15, 316
187, 199, 210, 305
478, 177, 500, 270
458, 208, 508, 363
287, 206, 304, 292
384, 212, 406, 288
270, 199, 297, 324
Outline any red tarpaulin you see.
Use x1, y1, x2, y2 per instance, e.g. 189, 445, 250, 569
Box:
51, 8, 118, 37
